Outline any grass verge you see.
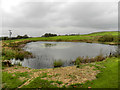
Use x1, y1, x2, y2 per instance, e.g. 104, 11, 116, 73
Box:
2, 72, 30, 88
22, 77, 59, 88
68, 57, 119, 88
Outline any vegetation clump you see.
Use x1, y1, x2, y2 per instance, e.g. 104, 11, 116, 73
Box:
42, 33, 57, 37
2, 47, 33, 61
15, 52, 24, 60
1, 34, 29, 40
74, 56, 83, 65
74, 54, 105, 66
98, 34, 119, 42
53, 60, 63, 68
2, 48, 15, 60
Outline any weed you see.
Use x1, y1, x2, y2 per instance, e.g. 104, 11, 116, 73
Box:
68, 74, 77, 79
2, 48, 15, 60
94, 54, 105, 62
74, 56, 83, 65
53, 60, 63, 68
15, 52, 24, 60
74, 54, 106, 66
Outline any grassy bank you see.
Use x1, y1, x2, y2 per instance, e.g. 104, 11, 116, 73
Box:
2, 57, 119, 88
68, 57, 119, 88
2, 31, 119, 45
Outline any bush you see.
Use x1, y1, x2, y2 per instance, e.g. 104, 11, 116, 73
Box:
2, 45, 33, 60
2, 48, 15, 60
74, 56, 83, 65
74, 54, 106, 66
42, 33, 57, 37
94, 54, 105, 62
98, 34, 114, 42
56, 39, 62, 41
15, 52, 24, 60
113, 36, 118, 42
53, 60, 63, 68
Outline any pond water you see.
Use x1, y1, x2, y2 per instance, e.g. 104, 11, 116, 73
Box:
11, 41, 117, 69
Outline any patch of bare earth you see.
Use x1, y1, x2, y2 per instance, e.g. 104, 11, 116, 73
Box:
40, 66, 100, 87
3, 65, 100, 88
3, 66, 32, 73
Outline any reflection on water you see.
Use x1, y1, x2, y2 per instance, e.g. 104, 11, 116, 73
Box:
11, 41, 117, 69
44, 43, 57, 47
10, 59, 22, 65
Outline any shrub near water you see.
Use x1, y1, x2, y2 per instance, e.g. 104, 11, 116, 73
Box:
53, 60, 63, 68
15, 52, 24, 60
94, 54, 105, 62
74, 54, 106, 66
2, 48, 15, 60
98, 34, 117, 42
74, 56, 84, 65
2, 47, 32, 60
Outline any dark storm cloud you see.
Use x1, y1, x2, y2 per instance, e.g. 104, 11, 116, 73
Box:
2, 1, 118, 36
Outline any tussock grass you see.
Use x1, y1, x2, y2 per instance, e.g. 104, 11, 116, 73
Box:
2, 47, 32, 61
74, 54, 105, 66
98, 34, 119, 42
53, 60, 63, 68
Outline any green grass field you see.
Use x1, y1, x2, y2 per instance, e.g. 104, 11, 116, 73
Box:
2, 72, 30, 88
82, 31, 118, 36
3, 31, 119, 44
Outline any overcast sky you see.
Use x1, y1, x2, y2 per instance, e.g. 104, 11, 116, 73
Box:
1, 0, 118, 37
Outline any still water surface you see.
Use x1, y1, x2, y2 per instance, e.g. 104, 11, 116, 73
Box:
11, 41, 117, 69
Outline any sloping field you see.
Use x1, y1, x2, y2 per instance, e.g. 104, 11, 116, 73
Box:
3, 31, 119, 44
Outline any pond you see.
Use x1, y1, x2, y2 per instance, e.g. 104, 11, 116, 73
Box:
11, 41, 117, 69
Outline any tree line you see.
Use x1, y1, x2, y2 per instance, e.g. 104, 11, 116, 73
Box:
1, 33, 81, 40
41, 33, 80, 37
1, 34, 29, 40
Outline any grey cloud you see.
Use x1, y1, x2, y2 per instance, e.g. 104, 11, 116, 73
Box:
57, 2, 118, 29
2, 1, 118, 36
